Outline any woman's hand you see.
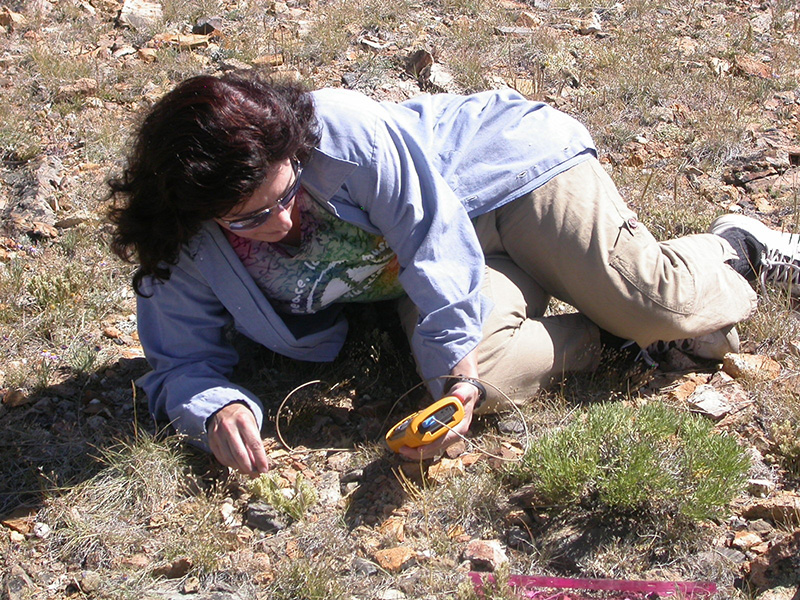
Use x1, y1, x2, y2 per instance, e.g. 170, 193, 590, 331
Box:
207, 402, 271, 476
398, 351, 481, 461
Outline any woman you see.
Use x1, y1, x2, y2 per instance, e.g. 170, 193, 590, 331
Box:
109, 70, 777, 476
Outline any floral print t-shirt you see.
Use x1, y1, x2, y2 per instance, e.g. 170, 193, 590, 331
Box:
224, 189, 405, 315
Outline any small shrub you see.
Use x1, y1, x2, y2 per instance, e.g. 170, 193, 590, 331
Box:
507, 402, 749, 521
248, 472, 318, 521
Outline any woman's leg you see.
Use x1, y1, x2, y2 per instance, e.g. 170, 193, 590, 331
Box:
397, 253, 601, 412
493, 158, 757, 348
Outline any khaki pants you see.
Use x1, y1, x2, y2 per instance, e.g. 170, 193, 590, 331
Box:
400, 158, 757, 411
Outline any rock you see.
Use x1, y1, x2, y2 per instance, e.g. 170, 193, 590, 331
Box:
217, 57, 251, 71
494, 26, 536, 36
182, 576, 200, 593
661, 347, 701, 371
4, 565, 36, 600
252, 54, 283, 68
9, 530, 25, 542
3, 156, 63, 237
153, 33, 211, 49
193, 15, 223, 34
498, 417, 526, 434
405, 49, 433, 80
137, 47, 157, 62
32, 522, 51, 539
315, 471, 341, 506
251, 552, 273, 584
152, 557, 193, 579
749, 519, 775, 537
2, 389, 30, 408
444, 439, 467, 458
218, 500, 236, 527
708, 371, 751, 408
757, 587, 798, 600
378, 516, 405, 542
687, 384, 732, 419
577, 11, 602, 34
741, 494, 800, 525
427, 457, 465, 482
352, 556, 378, 576
748, 479, 777, 498
79, 570, 102, 593
734, 55, 772, 79
373, 547, 416, 572
118, 0, 162, 30
120, 553, 151, 568
747, 529, 800, 588
103, 326, 122, 339
0, 7, 25, 30
732, 530, 763, 551
377, 590, 406, 600
515, 11, 542, 27
1, 508, 36, 534
723, 353, 781, 382
668, 373, 710, 402
463, 539, 508, 571
428, 63, 458, 93
694, 547, 747, 571
245, 503, 290, 533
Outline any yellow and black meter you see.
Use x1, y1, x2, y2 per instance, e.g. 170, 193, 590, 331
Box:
385, 396, 465, 452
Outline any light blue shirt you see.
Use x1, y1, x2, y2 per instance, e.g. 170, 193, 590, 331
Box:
136, 87, 597, 450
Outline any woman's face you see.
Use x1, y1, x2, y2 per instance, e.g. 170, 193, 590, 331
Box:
215, 159, 300, 243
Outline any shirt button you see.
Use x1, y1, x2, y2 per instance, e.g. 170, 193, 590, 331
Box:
627, 217, 638, 229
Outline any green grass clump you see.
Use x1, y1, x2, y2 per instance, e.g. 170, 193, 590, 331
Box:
248, 472, 318, 521
507, 402, 749, 521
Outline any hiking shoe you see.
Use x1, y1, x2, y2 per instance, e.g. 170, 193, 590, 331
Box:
643, 326, 739, 362
710, 213, 800, 297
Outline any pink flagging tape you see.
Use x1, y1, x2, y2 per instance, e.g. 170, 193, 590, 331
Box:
469, 572, 717, 598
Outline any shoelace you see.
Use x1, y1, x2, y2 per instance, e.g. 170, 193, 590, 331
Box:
759, 245, 800, 297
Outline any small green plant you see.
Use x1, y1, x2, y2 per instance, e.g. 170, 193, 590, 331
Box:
248, 472, 318, 521
507, 402, 749, 521
769, 420, 800, 479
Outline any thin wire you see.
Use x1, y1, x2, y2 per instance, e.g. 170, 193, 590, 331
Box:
274, 379, 352, 454
275, 375, 531, 461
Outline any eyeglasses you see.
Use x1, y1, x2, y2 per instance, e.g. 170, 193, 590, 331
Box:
219, 159, 303, 231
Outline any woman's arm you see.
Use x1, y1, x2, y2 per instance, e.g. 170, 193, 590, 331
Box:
397, 350, 482, 460
136, 262, 268, 468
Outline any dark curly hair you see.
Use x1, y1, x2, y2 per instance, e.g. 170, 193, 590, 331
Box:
107, 71, 320, 294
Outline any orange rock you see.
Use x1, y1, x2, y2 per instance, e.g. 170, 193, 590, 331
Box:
428, 457, 465, 482
2, 388, 30, 408
120, 553, 151, 569
732, 530, 762, 550
373, 546, 416, 572
253, 552, 273, 584
152, 557, 192, 579
378, 516, 405, 542
741, 494, 800, 525
734, 55, 772, 79
722, 353, 780, 381
1, 508, 36, 534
